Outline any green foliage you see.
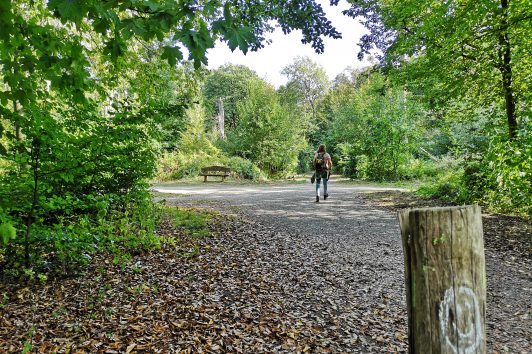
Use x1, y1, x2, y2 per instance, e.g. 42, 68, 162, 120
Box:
1, 0, 341, 118
224, 79, 307, 176
164, 152, 218, 180
0, 220, 16, 246
345, 0, 530, 140
155, 104, 265, 181
417, 169, 470, 205
412, 93, 531, 214
1, 188, 163, 278
325, 71, 423, 181
178, 105, 221, 157
416, 130, 531, 215
281, 56, 330, 126
476, 132, 531, 214
156, 151, 263, 182
334, 143, 361, 178
171, 207, 214, 238
123, 56, 204, 151
398, 159, 449, 181
222, 156, 264, 180
202, 64, 262, 129
0, 88, 161, 275
1, 99, 158, 207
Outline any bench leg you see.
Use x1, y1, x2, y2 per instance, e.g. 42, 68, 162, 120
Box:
222, 176, 225, 182
204, 176, 207, 182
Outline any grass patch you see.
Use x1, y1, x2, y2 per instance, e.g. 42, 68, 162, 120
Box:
171, 208, 214, 235
160, 207, 218, 259
161, 207, 218, 243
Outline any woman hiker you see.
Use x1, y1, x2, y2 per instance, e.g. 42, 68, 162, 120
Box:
312, 144, 332, 202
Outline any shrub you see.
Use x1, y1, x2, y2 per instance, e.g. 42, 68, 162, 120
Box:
417, 169, 470, 204
481, 134, 531, 215
335, 143, 359, 178
223, 156, 264, 180
0, 187, 163, 278
155, 151, 264, 181
399, 157, 458, 180
0, 99, 162, 277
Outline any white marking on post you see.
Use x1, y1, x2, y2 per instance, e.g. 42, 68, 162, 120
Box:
439, 286, 483, 354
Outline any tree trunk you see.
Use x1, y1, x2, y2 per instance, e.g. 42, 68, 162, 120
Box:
499, 0, 517, 141
24, 139, 40, 268
216, 98, 225, 139
13, 101, 20, 140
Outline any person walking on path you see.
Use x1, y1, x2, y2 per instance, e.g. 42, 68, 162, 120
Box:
312, 144, 332, 202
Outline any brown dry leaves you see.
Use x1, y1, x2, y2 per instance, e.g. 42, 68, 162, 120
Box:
1, 210, 409, 353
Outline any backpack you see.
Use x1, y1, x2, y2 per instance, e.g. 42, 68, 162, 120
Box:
314, 152, 326, 171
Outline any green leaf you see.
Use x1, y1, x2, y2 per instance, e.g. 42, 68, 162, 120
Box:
120, 19, 147, 40
0, 223, 16, 246
0, 1, 13, 41
145, 1, 160, 12
104, 38, 127, 61
175, 21, 214, 68
225, 26, 254, 54
48, 0, 86, 24
161, 46, 183, 67
93, 17, 110, 35
223, 3, 233, 26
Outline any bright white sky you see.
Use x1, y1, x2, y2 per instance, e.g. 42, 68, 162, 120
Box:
206, 0, 371, 87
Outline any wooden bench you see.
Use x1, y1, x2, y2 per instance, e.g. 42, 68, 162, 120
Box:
199, 166, 231, 182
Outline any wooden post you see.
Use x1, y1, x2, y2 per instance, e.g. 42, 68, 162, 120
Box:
398, 205, 486, 354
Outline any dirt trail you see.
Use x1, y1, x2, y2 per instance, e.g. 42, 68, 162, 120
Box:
153, 179, 531, 353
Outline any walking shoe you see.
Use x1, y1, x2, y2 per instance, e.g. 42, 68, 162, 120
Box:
311, 175, 315, 184
316, 195, 319, 203
324, 193, 328, 200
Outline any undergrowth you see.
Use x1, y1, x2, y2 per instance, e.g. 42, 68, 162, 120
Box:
0, 198, 218, 282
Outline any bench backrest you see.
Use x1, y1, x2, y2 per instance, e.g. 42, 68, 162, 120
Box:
200, 166, 231, 173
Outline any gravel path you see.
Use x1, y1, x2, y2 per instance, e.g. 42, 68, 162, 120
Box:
153, 179, 531, 353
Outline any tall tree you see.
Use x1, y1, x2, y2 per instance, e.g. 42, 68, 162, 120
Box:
345, 0, 531, 140
225, 78, 307, 175
202, 64, 261, 129
281, 56, 331, 121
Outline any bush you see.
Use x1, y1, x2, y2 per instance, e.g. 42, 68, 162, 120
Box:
156, 151, 182, 181
417, 169, 470, 204
297, 150, 314, 174
0, 187, 163, 278
399, 157, 458, 180
355, 154, 370, 179
0, 99, 161, 277
335, 143, 359, 178
223, 156, 264, 180
480, 134, 531, 215
415, 135, 531, 216
155, 151, 264, 181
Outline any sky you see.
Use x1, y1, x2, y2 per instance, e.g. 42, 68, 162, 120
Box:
206, 0, 371, 87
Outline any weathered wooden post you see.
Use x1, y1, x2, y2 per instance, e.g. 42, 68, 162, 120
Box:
398, 205, 486, 354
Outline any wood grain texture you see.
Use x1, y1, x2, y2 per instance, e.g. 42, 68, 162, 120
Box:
399, 205, 486, 354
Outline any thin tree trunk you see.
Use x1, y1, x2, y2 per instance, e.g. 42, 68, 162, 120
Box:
24, 139, 40, 268
13, 101, 20, 140
499, 0, 517, 141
